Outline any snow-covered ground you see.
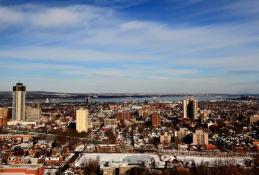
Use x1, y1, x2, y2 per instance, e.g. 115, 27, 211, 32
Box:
74, 153, 251, 168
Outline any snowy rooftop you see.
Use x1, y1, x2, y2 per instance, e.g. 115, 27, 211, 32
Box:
74, 153, 251, 168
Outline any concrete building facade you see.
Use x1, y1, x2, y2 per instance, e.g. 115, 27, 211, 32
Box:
26, 107, 41, 122
0, 107, 8, 127
175, 128, 190, 142
104, 118, 117, 128
160, 132, 172, 146
183, 97, 198, 120
76, 108, 89, 133
192, 130, 209, 145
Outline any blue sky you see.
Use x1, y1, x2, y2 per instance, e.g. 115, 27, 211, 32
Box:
0, 0, 259, 93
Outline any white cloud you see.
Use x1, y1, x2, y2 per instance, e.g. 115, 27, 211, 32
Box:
92, 0, 148, 8
174, 54, 259, 70
31, 8, 81, 28
0, 61, 198, 79
0, 47, 158, 61
0, 5, 115, 29
0, 7, 23, 27
1, 4, 258, 54
224, 0, 259, 17
0, 2, 259, 93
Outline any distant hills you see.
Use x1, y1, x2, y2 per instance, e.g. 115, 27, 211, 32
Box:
0, 91, 259, 99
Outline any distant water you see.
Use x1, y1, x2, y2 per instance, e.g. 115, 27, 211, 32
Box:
1, 94, 254, 105
27, 95, 241, 103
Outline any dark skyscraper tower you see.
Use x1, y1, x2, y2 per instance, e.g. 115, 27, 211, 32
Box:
183, 97, 198, 120
12, 83, 26, 121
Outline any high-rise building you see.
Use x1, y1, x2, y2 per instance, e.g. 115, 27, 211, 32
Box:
151, 113, 160, 127
85, 96, 91, 104
160, 132, 172, 145
192, 130, 209, 145
0, 107, 8, 127
175, 128, 190, 141
76, 108, 88, 133
26, 106, 41, 122
12, 83, 26, 121
183, 97, 198, 120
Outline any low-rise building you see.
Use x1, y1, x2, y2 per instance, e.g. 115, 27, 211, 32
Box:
0, 164, 44, 175
101, 162, 136, 175
96, 144, 120, 153
115, 111, 132, 121
104, 118, 117, 128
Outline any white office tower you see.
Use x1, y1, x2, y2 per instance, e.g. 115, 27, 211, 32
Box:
12, 83, 26, 121
76, 108, 89, 133
183, 97, 198, 120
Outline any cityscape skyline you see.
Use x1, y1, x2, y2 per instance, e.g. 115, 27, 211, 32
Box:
0, 1, 258, 174
0, 80, 258, 174
1, 0, 259, 93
